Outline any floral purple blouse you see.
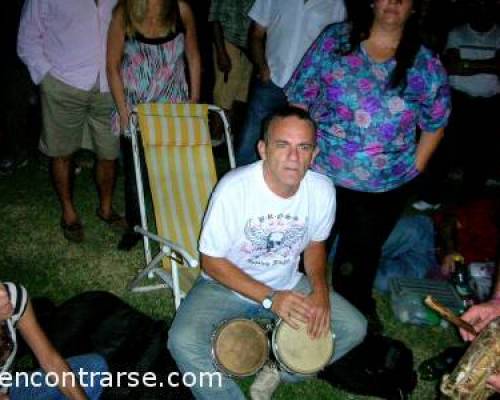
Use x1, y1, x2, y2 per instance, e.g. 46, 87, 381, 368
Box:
285, 23, 451, 192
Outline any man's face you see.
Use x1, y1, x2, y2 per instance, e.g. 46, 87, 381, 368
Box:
258, 116, 319, 197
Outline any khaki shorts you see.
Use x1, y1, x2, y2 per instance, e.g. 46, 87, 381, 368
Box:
213, 40, 253, 110
39, 74, 119, 160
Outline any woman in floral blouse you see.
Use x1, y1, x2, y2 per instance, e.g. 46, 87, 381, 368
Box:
286, 0, 451, 328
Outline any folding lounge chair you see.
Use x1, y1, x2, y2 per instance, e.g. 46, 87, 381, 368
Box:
125, 103, 235, 309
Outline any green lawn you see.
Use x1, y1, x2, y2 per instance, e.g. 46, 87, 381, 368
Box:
0, 161, 460, 399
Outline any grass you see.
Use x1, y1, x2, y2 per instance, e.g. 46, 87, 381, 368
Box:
0, 159, 461, 399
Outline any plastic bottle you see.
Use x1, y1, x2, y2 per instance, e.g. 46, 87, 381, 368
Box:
392, 293, 441, 326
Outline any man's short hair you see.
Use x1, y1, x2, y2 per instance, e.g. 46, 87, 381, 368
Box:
261, 106, 317, 144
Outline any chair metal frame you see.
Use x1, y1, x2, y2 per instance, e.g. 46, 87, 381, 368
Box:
124, 104, 235, 309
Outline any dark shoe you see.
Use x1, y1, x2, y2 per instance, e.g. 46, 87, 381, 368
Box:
96, 209, 127, 232
117, 231, 141, 251
60, 220, 84, 243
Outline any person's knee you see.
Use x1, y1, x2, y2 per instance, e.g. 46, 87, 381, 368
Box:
343, 312, 367, 349
168, 322, 197, 360
399, 215, 432, 242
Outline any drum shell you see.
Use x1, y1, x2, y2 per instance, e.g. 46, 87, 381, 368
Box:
211, 318, 270, 377
271, 318, 335, 376
441, 317, 500, 400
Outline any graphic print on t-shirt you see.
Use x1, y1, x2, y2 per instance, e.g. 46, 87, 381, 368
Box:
242, 214, 307, 267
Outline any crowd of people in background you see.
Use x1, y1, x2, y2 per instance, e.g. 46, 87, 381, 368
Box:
0, 0, 499, 398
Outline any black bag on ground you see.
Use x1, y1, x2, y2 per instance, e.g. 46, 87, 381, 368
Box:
318, 333, 417, 400
28, 291, 192, 400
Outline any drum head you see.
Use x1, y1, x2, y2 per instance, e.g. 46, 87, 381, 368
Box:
273, 320, 334, 375
213, 319, 269, 377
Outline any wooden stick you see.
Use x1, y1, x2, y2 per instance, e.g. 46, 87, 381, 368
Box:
424, 295, 477, 336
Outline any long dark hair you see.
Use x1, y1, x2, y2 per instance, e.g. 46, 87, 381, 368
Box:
346, 0, 423, 90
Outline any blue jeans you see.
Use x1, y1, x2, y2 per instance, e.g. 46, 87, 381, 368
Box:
236, 79, 288, 166
375, 215, 438, 292
9, 353, 108, 400
168, 277, 367, 400
329, 214, 438, 293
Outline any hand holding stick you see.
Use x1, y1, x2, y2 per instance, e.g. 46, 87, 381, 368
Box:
424, 296, 477, 336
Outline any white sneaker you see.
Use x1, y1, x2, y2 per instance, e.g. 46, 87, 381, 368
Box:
412, 200, 441, 211
250, 363, 281, 400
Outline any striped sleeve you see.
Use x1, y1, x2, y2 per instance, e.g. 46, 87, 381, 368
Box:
3, 282, 29, 326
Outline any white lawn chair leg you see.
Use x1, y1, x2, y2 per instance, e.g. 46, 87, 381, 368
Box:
129, 113, 152, 265
128, 248, 169, 291
125, 112, 168, 293
171, 261, 182, 309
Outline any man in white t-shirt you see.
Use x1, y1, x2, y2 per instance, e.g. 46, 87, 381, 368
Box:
236, 0, 346, 166
442, 0, 500, 190
168, 106, 366, 400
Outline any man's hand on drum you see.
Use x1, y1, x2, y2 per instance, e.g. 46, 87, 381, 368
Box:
305, 289, 330, 339
272, 290, 311, 328
271, 290, 330, 339
459, 301, 500, 341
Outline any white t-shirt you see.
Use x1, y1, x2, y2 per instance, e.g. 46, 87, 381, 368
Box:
199, 161, 336, 296
249, 0, 346, 88
447, 24, 500, 97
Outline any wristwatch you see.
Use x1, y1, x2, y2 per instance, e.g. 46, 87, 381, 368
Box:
262, 290, 276, 310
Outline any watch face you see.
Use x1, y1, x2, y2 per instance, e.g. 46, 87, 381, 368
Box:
262, 298, 272, 309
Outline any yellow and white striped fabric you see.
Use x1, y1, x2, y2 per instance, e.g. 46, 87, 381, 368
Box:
136, 103, 217, 293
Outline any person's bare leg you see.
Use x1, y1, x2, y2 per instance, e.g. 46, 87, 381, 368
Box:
52, 156, 79, 224
96, 159, 116, 218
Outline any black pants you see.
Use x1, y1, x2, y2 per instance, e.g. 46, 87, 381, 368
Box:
419, 90, 500, 202
120, 135, 149, 230
330, 181, 414, 314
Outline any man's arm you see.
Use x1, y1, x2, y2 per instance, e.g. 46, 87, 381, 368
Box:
17, 0, 52, 84
248, 21, 270, 82
303, 241, 330, 338
212, 21, 231, 82
202, 254, 272, 303
202, 254, 312, 328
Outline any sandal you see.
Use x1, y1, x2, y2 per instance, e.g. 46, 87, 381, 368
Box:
60, 219, 84, 243
96, 209, 128, 232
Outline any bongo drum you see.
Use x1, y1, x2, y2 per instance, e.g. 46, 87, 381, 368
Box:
272, 319, 335, 375
211, 319, 269, 377
441, 317, 500, 400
